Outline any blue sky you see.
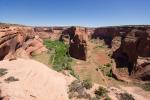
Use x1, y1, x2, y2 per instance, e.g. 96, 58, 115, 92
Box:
0, 0, 150, 27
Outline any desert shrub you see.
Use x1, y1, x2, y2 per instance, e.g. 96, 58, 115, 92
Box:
82, 79, 92, 89
69, 70, 79, 79
68, 80, 91, 99
119, 93, 134, 100
106, 70, 113, 77
140, 83, 150, 91
5, 76, 19, 82
104, 63, 111, 67
99, 64, 112, 78
95, 86, 108, 97
108, 54, 112, 57
0, 68, 8, 77
94, 86, 111, 100
96, 68, 99, 71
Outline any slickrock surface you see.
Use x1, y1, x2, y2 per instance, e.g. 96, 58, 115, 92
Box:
0, 59, 75, 100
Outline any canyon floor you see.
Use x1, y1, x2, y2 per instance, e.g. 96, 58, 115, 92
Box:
32, 39, 150, 100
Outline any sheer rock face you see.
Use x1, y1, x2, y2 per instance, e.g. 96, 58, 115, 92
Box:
61, 27, 89, 60
0, 26, 47, 60
123, 29, 150, 80
112, 28, 150, 81
92, 27, 119, 48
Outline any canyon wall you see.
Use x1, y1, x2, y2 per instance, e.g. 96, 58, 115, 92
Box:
0, 23, 149, 81
0, 25, 47, 60
61, 26, 89, 60
93, 26, 150, 81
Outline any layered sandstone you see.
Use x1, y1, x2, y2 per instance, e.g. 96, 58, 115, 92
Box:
111, 27, 150, 81
0, 26, 47, 60
34, 27, 65, 40
61, 26, 89, 60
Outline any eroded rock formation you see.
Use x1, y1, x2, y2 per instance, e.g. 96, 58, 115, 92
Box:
90, 26, 150, 81
61, 27, 89, 60
0, 26, 47, 60
112, 27, 150, 81
34, 27, 65, 40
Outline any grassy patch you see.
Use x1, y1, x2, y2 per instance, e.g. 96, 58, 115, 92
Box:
0, 68, 8, 77
44, 39, 78, 78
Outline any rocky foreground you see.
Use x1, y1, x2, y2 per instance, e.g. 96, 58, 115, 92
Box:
0, 59, 75, 100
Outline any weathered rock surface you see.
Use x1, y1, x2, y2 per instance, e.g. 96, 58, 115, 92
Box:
0, 26, 47, 60
61, 27, 89, 60
0, 59, 74, 100
91, 26, 150, 81
34, 27, 65, 39
112, 28, 150, 81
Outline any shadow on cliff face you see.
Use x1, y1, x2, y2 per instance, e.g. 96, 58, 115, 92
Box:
91, 28, 114, 48
91, 34, 113, 48
0, 46, 10, 60
112, 28, 150, 81
60, 27, 88, 61
112, 49, 134, 75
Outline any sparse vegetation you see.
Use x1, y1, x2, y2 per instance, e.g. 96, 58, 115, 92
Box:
0, 68, 8, 77
95, 45, 104, 49
139, 83, 150, 91
68, 80, 91, 99
119, 92, 135, 100
44, 39, 78, 78
99, 63, 112, 77
104, 63, 111, 67
5, 76, 19, 82
108, 54, 112, 57
106, 70, 113, 77
94, 86, 110, 100
95, 86, 108, 97
82, 79, 93, 89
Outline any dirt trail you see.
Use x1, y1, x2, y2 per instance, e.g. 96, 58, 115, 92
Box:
72, 41, 110, 85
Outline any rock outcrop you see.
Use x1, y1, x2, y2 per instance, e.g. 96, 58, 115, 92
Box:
0, 26, 47, 60
112, 27, 150, 81
0, 59, 74, 100
61, 27, 89, 60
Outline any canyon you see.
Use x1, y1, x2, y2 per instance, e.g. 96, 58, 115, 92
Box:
0, 23, 150, 100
